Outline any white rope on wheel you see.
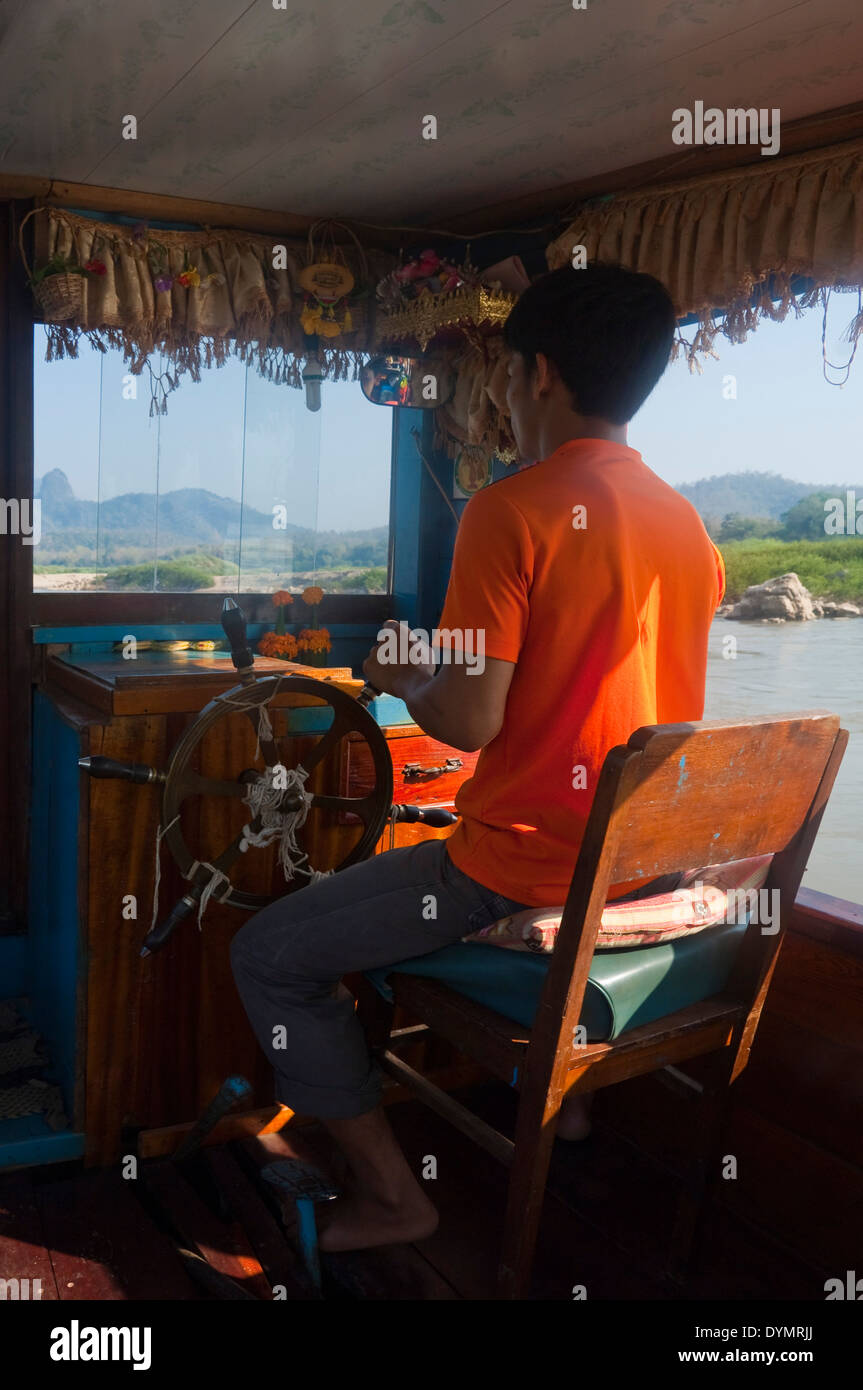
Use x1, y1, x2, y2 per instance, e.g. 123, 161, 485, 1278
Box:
216, 676, 282, 761
240, 763, 332, 885
151, 814, 181, 932
184, 859, 233, 930
149, 680, 332, 934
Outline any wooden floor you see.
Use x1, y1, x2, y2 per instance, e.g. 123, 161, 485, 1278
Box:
0, 1079, 828, 1301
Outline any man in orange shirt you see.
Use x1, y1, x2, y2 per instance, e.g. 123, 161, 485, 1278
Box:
232, 264, 725, 1252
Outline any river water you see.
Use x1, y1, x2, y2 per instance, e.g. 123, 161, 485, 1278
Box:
704, 618, 861, 905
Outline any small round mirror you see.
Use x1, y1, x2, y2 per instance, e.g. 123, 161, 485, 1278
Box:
360, 354, 452, 409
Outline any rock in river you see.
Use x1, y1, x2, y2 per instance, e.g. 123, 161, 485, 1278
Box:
726, 572, 818, 622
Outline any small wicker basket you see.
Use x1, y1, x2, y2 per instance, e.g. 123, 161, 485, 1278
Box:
32, 271, 85, 322
18, 207, 86, 322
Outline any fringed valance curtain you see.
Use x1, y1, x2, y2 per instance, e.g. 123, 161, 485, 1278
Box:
29, 206, 394, 409
546, 137, 863, 367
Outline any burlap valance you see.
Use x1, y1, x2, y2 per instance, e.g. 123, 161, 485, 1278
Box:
434, 335, 517, 467
547, 137, 863, 368
30, 207, 394, 409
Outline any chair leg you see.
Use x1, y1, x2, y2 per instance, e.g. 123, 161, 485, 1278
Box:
496, 1094, 561, 1300
667, 1053, 735, 1280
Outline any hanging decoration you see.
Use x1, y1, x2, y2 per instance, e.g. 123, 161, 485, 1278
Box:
453, 449, 493, 497
18, 207, 105, 323
433, 335, 519, 470
375, 249, 516, 353
299, 219, 371, 346
27, 206, 391, 414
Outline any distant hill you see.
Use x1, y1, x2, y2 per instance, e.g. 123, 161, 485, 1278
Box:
34, 467, 860, 570
33, 469, 388, 568
675, 471, 854, 523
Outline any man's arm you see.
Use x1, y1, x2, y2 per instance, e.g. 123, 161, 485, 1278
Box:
363, 628, 515, 752
363, 485, 530, 751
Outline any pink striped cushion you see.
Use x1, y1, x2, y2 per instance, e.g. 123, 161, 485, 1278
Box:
462, 855, 774, 952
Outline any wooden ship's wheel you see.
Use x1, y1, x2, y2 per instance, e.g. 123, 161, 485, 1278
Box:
80, 599, 395, 955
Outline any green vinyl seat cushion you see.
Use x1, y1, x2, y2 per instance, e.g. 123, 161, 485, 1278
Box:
365, 918, 748, 1042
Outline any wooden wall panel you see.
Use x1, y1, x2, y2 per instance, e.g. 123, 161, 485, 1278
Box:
600, 924, 863, 1273
84, 709, 274, 1165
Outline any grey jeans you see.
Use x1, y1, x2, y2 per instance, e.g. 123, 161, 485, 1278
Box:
230, 838, 529, 1119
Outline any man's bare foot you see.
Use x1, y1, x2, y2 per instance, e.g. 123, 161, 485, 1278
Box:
555, 1093, 593, 1142
318, 1188, 439, 1252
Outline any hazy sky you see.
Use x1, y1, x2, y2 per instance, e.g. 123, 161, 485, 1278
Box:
33, 292, 863, 530
634, 293, 863, 489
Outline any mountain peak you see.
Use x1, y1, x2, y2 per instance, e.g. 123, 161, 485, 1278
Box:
36, 468, 75, 503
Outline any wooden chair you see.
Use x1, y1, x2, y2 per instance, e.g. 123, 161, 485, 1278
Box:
359, 712, 847, 1299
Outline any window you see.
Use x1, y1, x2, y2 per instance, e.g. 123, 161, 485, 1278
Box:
634, 304, 863, 904
33, 330, 393, 596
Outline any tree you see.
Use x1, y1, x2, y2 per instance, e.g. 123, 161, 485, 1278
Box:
780, 492, 838, 541
718, 514, 774, 541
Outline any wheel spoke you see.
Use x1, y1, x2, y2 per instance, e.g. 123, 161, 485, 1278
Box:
310, 793, 380, 824
296, 715, 352, 776
176, 771, 252, 800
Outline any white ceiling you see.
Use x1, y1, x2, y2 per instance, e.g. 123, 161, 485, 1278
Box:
1, 0, 861, 224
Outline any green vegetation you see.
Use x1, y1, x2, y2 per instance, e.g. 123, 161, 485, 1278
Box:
719, 538, 863, 602
107, 552, 234, 591
326, 567, 388, 593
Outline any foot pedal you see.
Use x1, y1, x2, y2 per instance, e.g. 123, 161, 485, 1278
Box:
261, 1160, 339, 1295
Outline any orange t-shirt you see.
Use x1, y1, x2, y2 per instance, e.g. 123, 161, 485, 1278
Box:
438, 439, 725, 907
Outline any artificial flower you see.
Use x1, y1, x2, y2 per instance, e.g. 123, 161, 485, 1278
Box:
272, 589, 293, 607
297, 627, 331, 655
258, 631, 299, 660
84, 258, 107, 276
302, 586, 324, 606
177, 266, 201, 289
153, 273, 173, 293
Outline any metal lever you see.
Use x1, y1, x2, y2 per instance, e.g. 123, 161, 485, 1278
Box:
79, 755, 165, 785
391, 804, 459, 827
140, 893, 200, 957
402, 757, 463, 781
356, 682, 381, 708
172, 1075, 253, 1163
221, 596, 254, 676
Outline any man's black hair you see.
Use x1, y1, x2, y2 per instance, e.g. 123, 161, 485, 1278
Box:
503, 263, 677, 424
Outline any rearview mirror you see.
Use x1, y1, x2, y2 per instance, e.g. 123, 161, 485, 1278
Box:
360, 355, 453, 409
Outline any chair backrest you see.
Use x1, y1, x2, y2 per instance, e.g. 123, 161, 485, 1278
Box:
531, 712, 846, 1078
593, 711, 842, 887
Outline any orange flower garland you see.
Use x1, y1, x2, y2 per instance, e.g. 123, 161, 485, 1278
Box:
272, 587, 294, 635
258, 631, 299, 660
297, 627, 332, 655
259, 586, 330, 664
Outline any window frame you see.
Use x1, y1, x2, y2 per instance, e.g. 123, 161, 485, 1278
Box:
30, 319, 398, 627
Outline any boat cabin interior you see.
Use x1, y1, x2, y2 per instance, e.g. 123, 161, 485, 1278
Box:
0, 0, 861, 1335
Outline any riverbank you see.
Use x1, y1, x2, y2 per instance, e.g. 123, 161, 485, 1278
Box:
718, 537, 863, 603
718, 572, 862, 622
